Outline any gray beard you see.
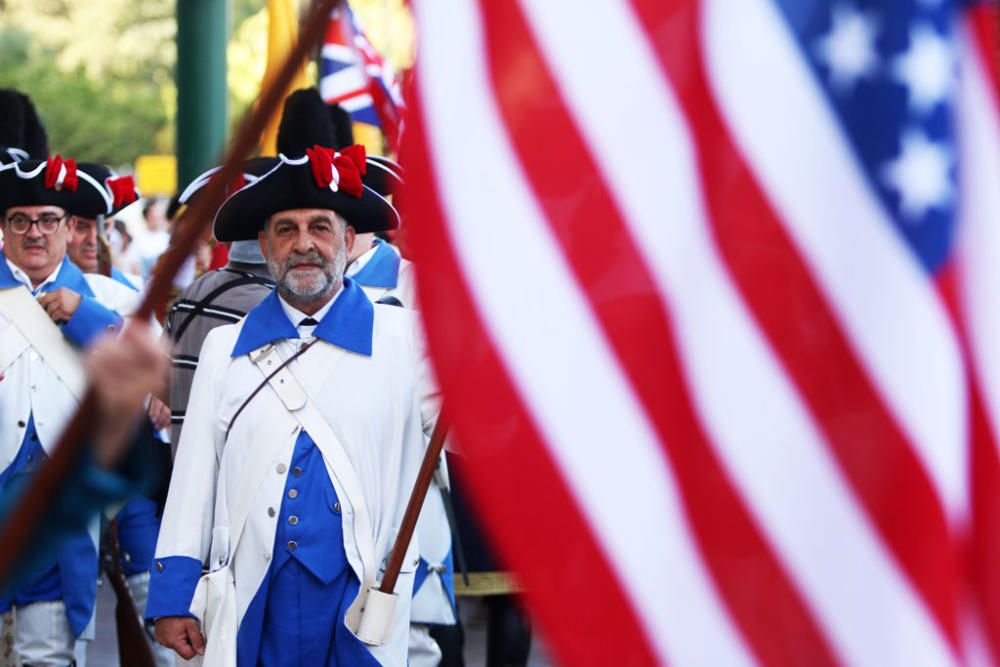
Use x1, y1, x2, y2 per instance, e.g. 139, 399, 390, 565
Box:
270, 243, 347, 304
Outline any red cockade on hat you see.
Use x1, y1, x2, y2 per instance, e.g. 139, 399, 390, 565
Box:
107, 175, 137, 209
306, 144, 367, 198
44, 155, 78, 192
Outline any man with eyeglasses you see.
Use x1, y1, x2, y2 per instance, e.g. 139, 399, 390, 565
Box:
0, 157, 145, 667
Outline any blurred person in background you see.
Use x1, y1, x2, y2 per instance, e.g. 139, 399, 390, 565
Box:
108, 218, 142, 278
134, 199, 170, 282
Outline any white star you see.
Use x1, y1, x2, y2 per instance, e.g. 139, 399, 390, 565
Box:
882, 130, 953, 221
892, 23, 954, 113
815, 4, 880, 93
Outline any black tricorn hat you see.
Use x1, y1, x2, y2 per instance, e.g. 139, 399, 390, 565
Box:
213, 146, 399, 242
170, 157, 279, 226
0, 89, 48, 160
90, 165, 141, 216
276, 88, 403, 198
0, 157, 135, 218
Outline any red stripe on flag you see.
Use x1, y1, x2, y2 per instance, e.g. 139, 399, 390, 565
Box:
630, 0, 961, 650
324, 13, 349, 47
968, 3, 1000, 107
401, 75, 663, 667
935, 263, 1000, 664
475, 1, 841, 665
969, 383, 1000, 664
326, 88, 371, 105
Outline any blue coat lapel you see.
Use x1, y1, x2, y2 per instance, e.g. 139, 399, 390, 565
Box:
0, 253, 95, 298
232, 278, 373, 357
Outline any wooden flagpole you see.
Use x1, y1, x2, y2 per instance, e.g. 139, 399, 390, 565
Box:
379, 406, 450, 595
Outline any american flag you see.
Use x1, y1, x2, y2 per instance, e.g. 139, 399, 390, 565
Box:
319, 2, 405, 150
401, 0, 1000, 665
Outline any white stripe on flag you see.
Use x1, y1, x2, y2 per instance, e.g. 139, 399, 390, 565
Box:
957, 23, 1000, 446
321, 43, 358, 63
413, 0, 755, 664
702, 0, 968, 521
514, 0, 960, 665
319, 68, 369, 98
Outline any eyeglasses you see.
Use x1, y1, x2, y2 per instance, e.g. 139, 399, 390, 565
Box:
3, 212, 68, 235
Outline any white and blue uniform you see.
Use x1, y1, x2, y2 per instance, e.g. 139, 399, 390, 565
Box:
0, 253, 140, 664
147, 278, 440, 666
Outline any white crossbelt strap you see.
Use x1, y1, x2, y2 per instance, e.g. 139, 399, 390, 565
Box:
247, 343, 379, 594
0, 286, 85, 400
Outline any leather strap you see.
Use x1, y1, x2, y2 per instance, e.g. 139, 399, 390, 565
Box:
0, 286, 85, 400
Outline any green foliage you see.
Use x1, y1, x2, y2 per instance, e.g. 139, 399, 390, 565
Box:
0, 29, 168, 167
0, 0, 173, 167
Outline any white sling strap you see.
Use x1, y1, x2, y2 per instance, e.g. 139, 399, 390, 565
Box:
0, 286, 85, 400
247, 342, 394, 643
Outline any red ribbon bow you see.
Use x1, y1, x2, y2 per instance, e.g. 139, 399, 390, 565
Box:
44, 155, 78, 192
305, 144, 367, 198
106, 175, 137, 209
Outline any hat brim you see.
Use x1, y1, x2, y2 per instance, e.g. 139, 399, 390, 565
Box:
213, 156, 400, 242
0, 160, 113, 218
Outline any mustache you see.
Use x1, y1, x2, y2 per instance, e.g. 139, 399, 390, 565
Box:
284, 251, 328, 268
22, 238, 47, 249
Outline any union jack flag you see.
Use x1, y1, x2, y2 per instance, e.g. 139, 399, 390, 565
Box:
319, 2, 405, 151
402, 0, 1000, 665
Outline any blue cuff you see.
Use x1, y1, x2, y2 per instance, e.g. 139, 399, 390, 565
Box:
61, 296, 121, 347
145, 555, 202, 621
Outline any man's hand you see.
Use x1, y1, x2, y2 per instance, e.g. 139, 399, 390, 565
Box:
37, 287, 83, 323
155, 616, 206, 659
86, 322, 169, 468
148, 396, 171, 431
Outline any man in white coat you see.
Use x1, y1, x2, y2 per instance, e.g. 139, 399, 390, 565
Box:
147, 144, 440, 666
0, 156, 143, 666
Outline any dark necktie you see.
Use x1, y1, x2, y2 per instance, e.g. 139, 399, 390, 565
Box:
299, 317, 319, 327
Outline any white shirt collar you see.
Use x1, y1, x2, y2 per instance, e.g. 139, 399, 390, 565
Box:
345, 240, 378, 278
5, 257, 62, 295
277, 285, 343, 336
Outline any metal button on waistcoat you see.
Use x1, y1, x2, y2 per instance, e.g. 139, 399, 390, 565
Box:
287, 540, 298, 551
288, 489, 298, 499
288, 515, 299, 526
267, 507, 276, 518
277, 463, 287, 474
332, 502, 341, 514
292, 466, 302, 477
155, 562, 164, 572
